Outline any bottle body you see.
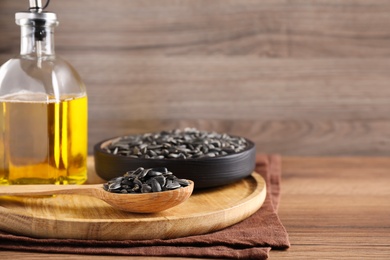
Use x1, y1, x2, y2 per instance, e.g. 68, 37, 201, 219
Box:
0, 9, 88, 185
0, 55, 88, 185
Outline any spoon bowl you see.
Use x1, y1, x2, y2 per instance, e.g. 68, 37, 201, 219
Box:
0, 181, 194, 213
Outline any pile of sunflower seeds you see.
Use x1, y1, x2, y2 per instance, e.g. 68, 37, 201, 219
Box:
104, 128, 248, 159
103, 167, 190, 194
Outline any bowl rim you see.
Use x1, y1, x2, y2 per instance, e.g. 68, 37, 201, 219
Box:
94, 134, 256, 162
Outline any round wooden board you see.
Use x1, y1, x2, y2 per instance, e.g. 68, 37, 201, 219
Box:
0, 173, 266, 240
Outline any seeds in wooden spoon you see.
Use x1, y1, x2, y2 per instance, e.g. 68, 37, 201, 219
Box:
103, 167, 190, 194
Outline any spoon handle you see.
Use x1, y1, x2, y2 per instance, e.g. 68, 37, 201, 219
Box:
0, 184, 101, 197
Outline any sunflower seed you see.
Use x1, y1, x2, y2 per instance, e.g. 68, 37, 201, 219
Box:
106, 128, 249, 160
103, 167, 190, 194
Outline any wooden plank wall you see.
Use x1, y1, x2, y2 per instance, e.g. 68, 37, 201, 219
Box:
1, 0, 390, 156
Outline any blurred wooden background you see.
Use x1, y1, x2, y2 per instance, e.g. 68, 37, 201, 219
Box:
1, 0, 390, 156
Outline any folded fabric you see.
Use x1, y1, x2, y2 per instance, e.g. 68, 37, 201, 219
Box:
0, 154, 290, 259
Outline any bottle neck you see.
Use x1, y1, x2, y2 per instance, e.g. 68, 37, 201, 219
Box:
20, 25, 55, 57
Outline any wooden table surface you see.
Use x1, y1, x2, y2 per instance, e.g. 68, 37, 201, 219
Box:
1, 156, 390, 259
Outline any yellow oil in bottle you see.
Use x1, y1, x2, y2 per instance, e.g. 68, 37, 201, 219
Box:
0, 95, 87, 185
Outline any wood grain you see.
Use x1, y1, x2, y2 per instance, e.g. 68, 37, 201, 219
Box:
1, 0, 390, 155
2, 0, 390, 58
0, 171, 266, 240
270, 156, 390, 259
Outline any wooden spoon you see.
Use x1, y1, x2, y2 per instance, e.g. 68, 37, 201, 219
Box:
0, 181, 194, 213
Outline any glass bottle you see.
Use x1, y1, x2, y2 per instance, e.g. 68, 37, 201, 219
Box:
0, 1, 88, 185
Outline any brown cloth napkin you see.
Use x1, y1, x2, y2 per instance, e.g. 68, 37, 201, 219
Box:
0, 155, 290, 259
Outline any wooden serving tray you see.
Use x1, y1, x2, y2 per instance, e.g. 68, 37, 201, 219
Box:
0, 173, 266, 241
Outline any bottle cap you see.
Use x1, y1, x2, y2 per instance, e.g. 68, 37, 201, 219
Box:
15, 0, 57, 26
15, 12, 58, 26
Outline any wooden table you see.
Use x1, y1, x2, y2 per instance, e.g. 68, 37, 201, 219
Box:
1, 157, 390, 259
272, 157, 390, 259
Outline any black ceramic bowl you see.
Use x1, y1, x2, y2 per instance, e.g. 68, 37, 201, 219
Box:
94, 135, 256, 189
